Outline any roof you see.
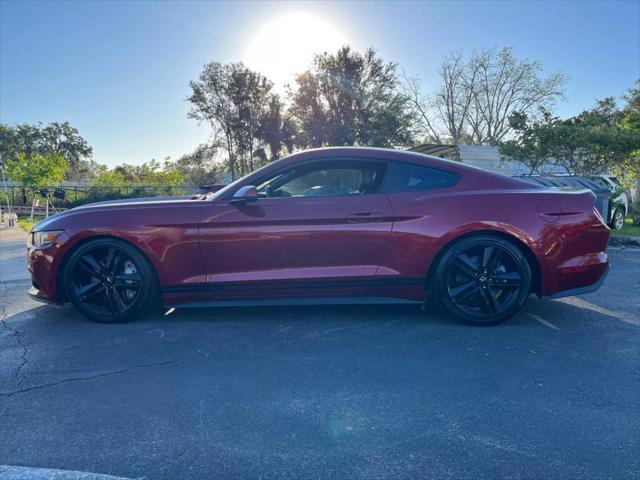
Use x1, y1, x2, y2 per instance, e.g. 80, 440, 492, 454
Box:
408, 144, 458, 158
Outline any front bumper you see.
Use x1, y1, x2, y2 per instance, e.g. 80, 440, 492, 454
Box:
27, 234, 69, 303
28, 286, 62, 304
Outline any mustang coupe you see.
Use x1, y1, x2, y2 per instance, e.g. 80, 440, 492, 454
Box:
27, 147, 610, 325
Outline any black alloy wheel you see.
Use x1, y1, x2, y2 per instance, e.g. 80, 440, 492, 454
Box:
434, 235, 532, 325
64, 238, 157, 322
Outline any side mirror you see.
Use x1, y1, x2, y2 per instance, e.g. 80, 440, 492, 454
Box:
230, 185, 258, 204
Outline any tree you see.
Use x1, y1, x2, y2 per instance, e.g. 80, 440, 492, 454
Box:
407, 47, 566, 145
289, 46, 415, 149
4, 152, 68, 187
498, 110, 558, 174
176, 143, 223, 185
257, 96, 296, 161
499, 83, 640, 177
617, 81, 640, 209
0, 122, 93, 177
101, 158, 184, 186
188, 62, 278, 179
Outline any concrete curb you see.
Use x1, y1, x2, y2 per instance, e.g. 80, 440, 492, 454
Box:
609, 235, 640, 247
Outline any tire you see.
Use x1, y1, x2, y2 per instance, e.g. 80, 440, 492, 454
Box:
432, 235, 532, 326
63, 238, 158, 323
610, 207, 625, 230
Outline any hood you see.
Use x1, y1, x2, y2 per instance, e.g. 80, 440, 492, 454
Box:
74, 195, 194, 209
32, 196, 196, 231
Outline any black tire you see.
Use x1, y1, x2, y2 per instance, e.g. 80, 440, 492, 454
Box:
432, 235, 532, 326
610, 207, 625, 230
63, 238, 158, 323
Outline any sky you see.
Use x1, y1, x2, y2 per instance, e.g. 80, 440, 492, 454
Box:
1, 0, 639, 167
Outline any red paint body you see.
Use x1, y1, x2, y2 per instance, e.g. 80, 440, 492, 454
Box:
27, 148, 610, 307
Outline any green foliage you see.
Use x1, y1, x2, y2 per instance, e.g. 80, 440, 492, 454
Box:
176, 143, 223, 186
91, 164, 127, 188
90, 158, 184, 188
289, 46, 414, 149
0, 122, 92, 178
4, 152, 68, 186
16, 216, 42, 233
499, 81, 640, 179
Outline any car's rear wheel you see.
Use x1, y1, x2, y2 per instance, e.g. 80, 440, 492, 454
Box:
64, 238, 157, 323
610, 207, 625, 230
433, 235, 532, 325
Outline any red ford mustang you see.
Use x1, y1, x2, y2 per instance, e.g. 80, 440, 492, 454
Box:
27, 147, 610, 325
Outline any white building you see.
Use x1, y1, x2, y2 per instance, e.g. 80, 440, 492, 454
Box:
410, 144, 566, 176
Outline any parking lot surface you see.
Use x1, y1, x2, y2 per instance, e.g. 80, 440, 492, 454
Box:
1, 227, 639, 479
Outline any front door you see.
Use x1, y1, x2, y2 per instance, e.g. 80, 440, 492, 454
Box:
197, 159, 394, 299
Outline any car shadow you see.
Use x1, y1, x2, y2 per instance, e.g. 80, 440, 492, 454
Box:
3, 292, 635, 333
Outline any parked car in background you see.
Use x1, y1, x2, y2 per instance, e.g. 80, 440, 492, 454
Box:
587, 175, 629, 230
27, 147, 610, 326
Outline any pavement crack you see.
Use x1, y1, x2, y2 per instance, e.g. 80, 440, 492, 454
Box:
0, 356, 197, 398
0, 283, 30, 385
162, 441, 191, 478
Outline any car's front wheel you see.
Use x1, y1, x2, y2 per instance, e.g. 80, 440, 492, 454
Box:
433, 235, 532, 325
610, 207, 625, 230
64, 238, 157, 322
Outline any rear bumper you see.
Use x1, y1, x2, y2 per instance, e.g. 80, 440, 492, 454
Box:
541, 263, 609, 300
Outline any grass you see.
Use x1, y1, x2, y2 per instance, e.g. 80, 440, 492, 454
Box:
16, 215, 43, 232
610, 216, 640, 237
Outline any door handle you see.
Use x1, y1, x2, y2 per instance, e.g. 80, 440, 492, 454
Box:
347, 212, 385, 223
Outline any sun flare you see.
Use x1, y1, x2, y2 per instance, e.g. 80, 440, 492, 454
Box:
245, 12, 347, 89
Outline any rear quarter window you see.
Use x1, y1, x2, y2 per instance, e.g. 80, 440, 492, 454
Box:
382, 162, 460, 193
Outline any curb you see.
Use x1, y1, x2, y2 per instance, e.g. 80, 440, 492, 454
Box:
609, 235, 640, 247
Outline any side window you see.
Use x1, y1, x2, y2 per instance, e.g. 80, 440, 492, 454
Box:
383, 162, 459, 193
588, 176, 609, 189
257, 161, 386, 198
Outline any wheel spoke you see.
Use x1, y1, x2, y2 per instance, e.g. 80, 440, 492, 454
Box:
76, 282, 105, 301
114, 273, 142, 287
80, 254, 103, 276
111, 252, 123, 275
105, 287, 118, 314
480, 287, 501, 315
450, 281, 480, 304
490, 271, 521, 289
482, 246, 499, 272
102, 248, 115, 271
111, 287, 128, 312
453, 254, 478, 278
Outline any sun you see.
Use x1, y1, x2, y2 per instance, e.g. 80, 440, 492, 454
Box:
245, 12, 347, 89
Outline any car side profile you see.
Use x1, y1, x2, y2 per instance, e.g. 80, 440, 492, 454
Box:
27, 147, 610, 325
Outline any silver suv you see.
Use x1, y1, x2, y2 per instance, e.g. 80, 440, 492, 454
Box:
589, 175, 629, 230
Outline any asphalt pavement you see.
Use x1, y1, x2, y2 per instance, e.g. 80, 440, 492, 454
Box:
1, 225, 639, 479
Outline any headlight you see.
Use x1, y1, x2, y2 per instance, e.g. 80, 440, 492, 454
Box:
31, 230, 64, 248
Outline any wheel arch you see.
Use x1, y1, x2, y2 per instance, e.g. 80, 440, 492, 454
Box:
56, 234, 161, 303
425, 229, 542, 296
